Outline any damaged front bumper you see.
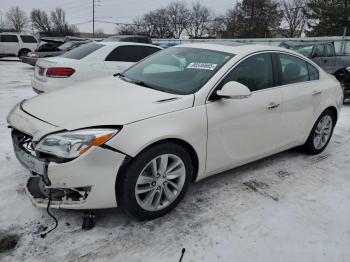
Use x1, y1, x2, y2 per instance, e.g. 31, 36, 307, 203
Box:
8, 103, 126, 210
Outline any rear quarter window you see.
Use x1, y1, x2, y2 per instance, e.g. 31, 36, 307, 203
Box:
1, 35, 19, 42
20, 35, 38, 43
61, 43, 103, 60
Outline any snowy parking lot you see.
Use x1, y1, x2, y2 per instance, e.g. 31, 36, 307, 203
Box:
1, 59, 350, 262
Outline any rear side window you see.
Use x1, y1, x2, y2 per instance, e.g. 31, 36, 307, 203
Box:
278, 54, 319, 84
20, 35, 37, 43
1, 35, 19, 42
218, 53, 273, 92
307, 64, 319, 80
61, 43, 103, 60
279, 54, 309, 85
105, 45, 154, 62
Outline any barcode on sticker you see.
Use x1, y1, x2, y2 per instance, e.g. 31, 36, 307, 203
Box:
187, 63, 217, 70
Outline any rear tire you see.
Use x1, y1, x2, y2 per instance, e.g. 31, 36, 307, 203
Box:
303, 109, 336, 155
117, 143, 193, 220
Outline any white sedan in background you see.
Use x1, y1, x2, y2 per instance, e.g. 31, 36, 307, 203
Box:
31, 41, 162, 93
8, 43, 343, 220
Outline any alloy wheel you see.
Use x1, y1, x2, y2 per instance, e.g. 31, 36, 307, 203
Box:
135, 154, 186, 211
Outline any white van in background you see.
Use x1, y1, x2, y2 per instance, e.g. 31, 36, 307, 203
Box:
0, 33, 38, 58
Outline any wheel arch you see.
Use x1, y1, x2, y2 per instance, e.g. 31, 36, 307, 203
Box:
114, 138, 200, 207
18, 48, 31, 57
324, 105, 338, 124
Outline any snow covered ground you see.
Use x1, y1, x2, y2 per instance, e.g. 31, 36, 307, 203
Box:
0, 59, 350, 262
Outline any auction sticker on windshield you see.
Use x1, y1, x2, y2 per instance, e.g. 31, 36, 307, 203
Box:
187, 62, 218, 70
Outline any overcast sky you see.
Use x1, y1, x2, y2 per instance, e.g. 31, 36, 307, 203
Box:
0, 0, 237, 34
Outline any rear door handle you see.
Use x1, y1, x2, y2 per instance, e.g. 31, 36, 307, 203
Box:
267, 102, 280, 110
312, 90, 322, 96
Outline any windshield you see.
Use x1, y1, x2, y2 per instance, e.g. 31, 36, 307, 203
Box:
280, 43, 314, 57
122, 47, 233, 95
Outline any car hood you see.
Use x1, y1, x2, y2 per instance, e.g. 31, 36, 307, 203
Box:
22, 77, 194, 130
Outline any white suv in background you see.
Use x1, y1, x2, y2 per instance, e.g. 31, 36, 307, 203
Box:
0, 33, 38, 58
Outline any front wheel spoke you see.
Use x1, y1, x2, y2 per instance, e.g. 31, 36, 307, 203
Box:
166, 159, 181, 174
166, 170, 184, 180
153, 188, 162, 208
166, 180, 180, 191
158, 155, 168, 174
150, 159, 158, 176
137, 175, 155, 185
136, 185, 155, 194
143, 189, 157, 208
163, 185, 175, 201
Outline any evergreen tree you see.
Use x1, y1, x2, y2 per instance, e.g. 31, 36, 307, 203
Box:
307, 0, 350, 36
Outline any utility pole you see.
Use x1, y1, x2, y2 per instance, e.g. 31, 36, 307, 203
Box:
93, 0, 95, 38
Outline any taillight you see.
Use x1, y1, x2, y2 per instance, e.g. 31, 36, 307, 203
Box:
46, 67, 75, 78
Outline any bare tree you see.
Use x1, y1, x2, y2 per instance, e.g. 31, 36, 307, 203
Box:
144, 8, 171, 38
30, 9, 51, 33
166, 2, 190, 38
50, 8, 67, 34
50, 8, 78, 36
206, 16, 227, 38
186, 2, 212, 38
281, 0, 308, 37
5, 7, 28, 32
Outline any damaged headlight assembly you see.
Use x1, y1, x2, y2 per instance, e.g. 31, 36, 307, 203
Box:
35, 129, 118, 159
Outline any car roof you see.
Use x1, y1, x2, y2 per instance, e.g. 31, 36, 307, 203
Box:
107, 35, 150, 39
178, 43, 291, 55
98, 41, 161, 48
281, 40, 334, 46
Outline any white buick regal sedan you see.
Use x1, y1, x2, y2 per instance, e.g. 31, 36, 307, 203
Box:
8, 43, 343, 220
31, 41, 162, 93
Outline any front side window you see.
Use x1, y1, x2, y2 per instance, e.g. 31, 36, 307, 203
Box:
61, 42, 103, 60
218, 53, 273, 92
20, 35, 37, 43
123, 47, 233, 95
313, 44, 326, 57
1, 35, 19, 42
307, 63, 319, 80
279, 54, 310, 85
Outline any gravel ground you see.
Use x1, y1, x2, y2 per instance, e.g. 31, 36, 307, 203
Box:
0, 60, 350, 262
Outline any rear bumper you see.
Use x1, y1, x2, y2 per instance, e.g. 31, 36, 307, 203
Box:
20, 56, 37, 66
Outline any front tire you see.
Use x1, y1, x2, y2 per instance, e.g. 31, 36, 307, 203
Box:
303, 109, 336, 155
117, 143, 193, 220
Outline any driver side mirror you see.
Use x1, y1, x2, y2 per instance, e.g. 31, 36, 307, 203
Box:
216, 81, 252, 99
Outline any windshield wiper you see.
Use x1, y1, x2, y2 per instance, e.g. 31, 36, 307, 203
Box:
114, 73, 156, 90
113, 72, 125, 77
133, 80, 154, 89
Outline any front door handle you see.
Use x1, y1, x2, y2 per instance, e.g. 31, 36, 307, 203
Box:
267, 102, 280, 110
312, 90, 322, 96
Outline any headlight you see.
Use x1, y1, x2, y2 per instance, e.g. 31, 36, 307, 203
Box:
28, 53, 39, 58
346, 67, 350, 72
35, 129, 118, 159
